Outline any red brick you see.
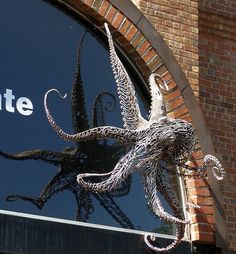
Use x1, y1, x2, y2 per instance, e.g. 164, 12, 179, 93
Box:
137, 41, 150, 56
191, 150, 204, 160
164, 89, 181, 102
119, 19, 132, 35
192, 224, 215, 234
186, 178, 209, 189
192, 231, 215, 243
162, 71, 172, 81
168, 97, 185, 110
83, 0, 93, 6
147, 56, 162, 71
92, 0, 104, 10
156, 65, 168, 76
142, 49, 156, 63
191, 214, 215, 224
105, 6, 117, 22
131, 33, 145, 48
174, 106, 189, 118
165, 80, 177, 91
98, 1, 110, 16
189, 187, 211, 197
181, 114, 193, 122
125, 25, 138, 41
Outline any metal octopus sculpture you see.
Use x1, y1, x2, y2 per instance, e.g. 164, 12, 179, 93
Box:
0, 32, 134, 229
44, 23, 225, 252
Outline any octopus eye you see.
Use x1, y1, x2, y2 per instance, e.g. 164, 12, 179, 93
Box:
170, 134, 175, 140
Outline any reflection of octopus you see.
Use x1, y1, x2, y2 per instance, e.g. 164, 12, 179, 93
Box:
0, 32, 134, 229
44, 23, 225, 252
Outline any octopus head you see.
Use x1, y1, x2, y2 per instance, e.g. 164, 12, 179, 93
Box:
166, 119, 195, 161
159, 129, 176, 146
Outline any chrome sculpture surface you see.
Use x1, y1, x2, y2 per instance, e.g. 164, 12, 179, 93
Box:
44, 23, 225, 252
0, 32, 134, 228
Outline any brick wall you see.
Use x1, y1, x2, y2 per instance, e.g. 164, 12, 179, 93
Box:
132, 0, 217, 246
133, 0, 236, 251
199, 0, 236, 251
132, 0, 199, 96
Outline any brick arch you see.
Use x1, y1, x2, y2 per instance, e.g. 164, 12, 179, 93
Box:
49, 0, 225, 245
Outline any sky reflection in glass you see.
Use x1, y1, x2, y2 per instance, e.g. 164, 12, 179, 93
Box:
0, 0, 181, 235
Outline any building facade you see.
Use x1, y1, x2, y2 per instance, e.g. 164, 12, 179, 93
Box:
134, 0, 236, 251
0, 0, 235, 253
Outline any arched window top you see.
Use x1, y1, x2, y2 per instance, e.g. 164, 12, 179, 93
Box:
0, 0, 185, 239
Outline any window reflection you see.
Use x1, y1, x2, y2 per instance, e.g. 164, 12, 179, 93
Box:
1, 32, 134, 229
0, 0, 184, 235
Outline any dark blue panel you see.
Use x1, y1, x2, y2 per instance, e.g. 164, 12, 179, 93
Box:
0, 211, 192, 254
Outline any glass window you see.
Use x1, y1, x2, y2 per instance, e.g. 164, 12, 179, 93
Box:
0, 0, 184, 235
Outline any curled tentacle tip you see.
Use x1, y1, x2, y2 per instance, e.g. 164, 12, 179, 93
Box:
144, 234, 173, 252
212, 166, 225, 180
54, 89, 67, 99
159, 80, 169, 91
77, 174, 83, 183
150, 73, 169, 91
45, 88, 67, 100
62, 93, 67, 99
203, 154, 225, 180
149, 234, 156, 241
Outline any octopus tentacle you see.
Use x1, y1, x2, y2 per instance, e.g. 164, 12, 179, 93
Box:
141, 164, 189, 224
92, 91, 116, 146
144, 164, 185, 252
104, 23, 148, 130
71, 31, 89, 133
77, 147, 138, 192
66, 181, 94, 222
36, 22, 225, 254
149, 74, 168, 124
44, 89, 137, 143
109, 174, 132, 198
93, 91, 116, 128
0, 149, 72, 166
156, 165, 185, 219
93, 192, 135, 229
6, 194, 45, 209
6, 171, 76, 209
67, 181, 134, 227
144, 223, 183, 253
203, 154, 225, 180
